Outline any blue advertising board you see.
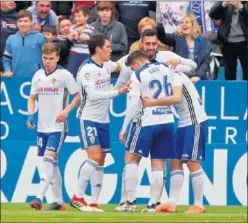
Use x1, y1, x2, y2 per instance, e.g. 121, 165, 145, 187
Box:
1, 77, 247, 206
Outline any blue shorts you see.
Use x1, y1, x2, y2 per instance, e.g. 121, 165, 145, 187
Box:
126, 123, 175, 160
174, 121, 208, 162
79, 119, 110, 153
37, 132, 67, 157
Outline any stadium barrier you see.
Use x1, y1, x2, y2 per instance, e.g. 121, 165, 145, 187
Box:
1, 77, 247, 206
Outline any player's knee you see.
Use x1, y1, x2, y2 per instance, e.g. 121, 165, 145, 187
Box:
186, 160, 201, 172
169, 159, 183, 171
125, 152, 141, 164
88, 153, 104, 164
44, 150, 57, 160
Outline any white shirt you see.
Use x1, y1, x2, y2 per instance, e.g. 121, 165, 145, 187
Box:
122, 62, 182, 130
115, 51, 197, 90
76, 58, 118, 123
30, 66, 79, 133
175, 72, 208, 127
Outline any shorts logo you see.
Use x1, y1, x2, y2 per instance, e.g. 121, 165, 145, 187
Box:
90, 136, 95, 144
47, 146, 56, 151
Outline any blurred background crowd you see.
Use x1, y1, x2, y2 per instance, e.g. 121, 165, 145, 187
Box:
1, 1, 247, 81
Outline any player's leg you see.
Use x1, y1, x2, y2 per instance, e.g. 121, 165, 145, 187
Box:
89, 123, 109, 212
146, 123, 174, 213
30, 132, 62, 210
71, 120, 102, 212
48, 132, 67, 211
185, 122, 208, 214
116, 122, 137, 211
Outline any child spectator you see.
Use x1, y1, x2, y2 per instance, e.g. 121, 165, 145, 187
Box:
67, 6, 95, 77
91, 1, 127, 61
43, 24, 73, 68
58, 17, 72, 37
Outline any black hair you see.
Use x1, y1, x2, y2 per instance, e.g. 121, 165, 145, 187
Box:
88, 33, 110, 56
140, 29, 158, 41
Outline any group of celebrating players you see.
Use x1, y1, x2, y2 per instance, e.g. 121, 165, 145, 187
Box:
26, 29, 208, 214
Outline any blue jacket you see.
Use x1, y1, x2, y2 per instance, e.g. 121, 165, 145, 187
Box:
3, 30, 46, 78
157, 24, 212, 80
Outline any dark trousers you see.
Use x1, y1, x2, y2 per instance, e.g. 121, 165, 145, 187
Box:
222, 41, 248, 80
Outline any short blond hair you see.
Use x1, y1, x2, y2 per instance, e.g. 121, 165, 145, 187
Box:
176, 14, 201, 39
42, 43, 59, 56
138, 17, 156, 34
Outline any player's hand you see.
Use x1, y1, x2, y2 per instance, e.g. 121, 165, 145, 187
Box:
3, 71, 13, 78
119, 129, 126, 144
165, 59, 181, 69
56, 109, 69, 123
142, 97, 157, 108
191, 76, 200, 84
118, 80, 132, 94
26, 114, 36, 130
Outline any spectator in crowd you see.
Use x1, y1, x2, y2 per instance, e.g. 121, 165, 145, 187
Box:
28, 1, 59, 32
116, 1, 156, 48
157, 13, 212, 82
43, 24, 73, 68
51, 1, 73, 19
0, 1, 18, 72
58, 17, 72, 37
129, 17, 169, 53
68, 6, 95, 77
2, 10, 46, 78
92, 1, 128, 61
209, 1, 248, 80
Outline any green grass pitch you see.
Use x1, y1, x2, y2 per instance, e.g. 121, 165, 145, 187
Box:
1, 203, 247, 222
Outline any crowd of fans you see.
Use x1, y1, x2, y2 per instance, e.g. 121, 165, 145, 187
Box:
1, 1, 247, 81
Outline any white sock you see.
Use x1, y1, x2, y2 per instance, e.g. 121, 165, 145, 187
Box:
50, 161, 63, 205
168, 170, 184, 205
191, 169, 204, 207
37, 156, 56, 201
148, 168, 164, 206
124, 162, 138, 203
76, 159, 99, 198
119, 168, 127, 204
90, 166, 104, 204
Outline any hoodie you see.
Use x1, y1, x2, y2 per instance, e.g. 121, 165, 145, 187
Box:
91, 18, 128, 61
0, 9, 18, 71
3, 30, 46, 78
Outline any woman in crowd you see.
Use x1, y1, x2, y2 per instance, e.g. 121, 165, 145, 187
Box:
157, 14, 212, 82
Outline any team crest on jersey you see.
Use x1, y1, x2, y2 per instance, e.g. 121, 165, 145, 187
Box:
90, 136, 95, 144
52, 78, 56, 84
85, 73, 90, 80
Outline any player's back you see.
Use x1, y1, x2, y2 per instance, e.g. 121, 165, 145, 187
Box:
175, 72, 207, 127
76, 58, 116, 123
137, 62, 175, 126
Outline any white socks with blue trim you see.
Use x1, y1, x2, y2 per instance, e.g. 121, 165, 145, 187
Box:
37, 156, 56, 201
90, 166, 104, 204
168, 170, 184, 205
76, 159, 99, 198
148, 168, 164, 206
191, 169, 204, 207
124, 162, 138, 203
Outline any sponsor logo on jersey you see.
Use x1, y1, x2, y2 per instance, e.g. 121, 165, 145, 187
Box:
96, 78, 110, 85
152, 107, 172, 115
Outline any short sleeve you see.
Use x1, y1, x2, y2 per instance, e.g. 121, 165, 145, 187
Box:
64, 71, 79, 95
105, 60, 117, 73
172, 72, 183, 88
77, 66, 95, 88
30, 73, 38, 95
129, 73, 142, 97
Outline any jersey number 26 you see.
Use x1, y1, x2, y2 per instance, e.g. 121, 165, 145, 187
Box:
149, 76, 172, 99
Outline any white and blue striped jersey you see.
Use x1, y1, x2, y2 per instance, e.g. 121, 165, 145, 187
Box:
175, 72, 207, 127
30, 66, 79, 133
76, 58, 118, 123
122, 62, 182, 129
70, 24, 95, 54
